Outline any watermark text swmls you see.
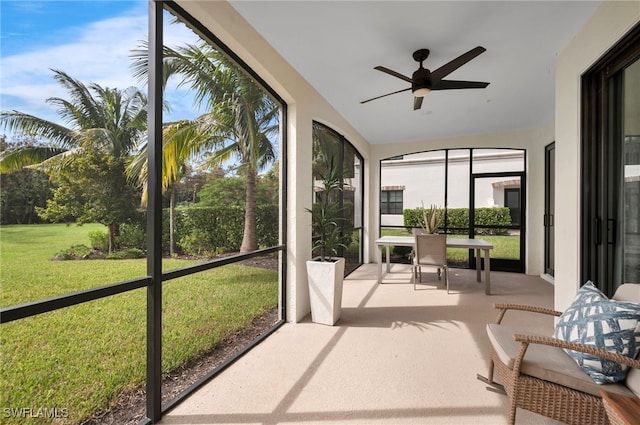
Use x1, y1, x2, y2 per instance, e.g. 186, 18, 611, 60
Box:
3, 407, 69, 419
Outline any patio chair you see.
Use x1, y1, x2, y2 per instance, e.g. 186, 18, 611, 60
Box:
412, 233, 449, 292
478, 283, 640, 425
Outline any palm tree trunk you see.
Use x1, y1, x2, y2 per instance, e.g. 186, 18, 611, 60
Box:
240, 167, 258, 253
170, 185, 176, 256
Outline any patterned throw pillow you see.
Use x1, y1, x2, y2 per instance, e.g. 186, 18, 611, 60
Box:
554, 281, 640, 384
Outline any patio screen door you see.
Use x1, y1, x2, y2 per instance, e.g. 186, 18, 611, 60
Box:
471, 173, 525, 273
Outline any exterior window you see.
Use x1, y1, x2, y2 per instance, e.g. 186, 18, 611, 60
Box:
381, 190, 403, 214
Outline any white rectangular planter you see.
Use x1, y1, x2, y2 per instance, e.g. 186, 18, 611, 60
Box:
306, 257, 345, 326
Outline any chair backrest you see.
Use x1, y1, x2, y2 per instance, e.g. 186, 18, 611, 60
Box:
415, 234, 447, 266
611, 283, 640, 396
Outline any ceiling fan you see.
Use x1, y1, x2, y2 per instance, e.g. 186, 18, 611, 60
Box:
361, 46, 490, 110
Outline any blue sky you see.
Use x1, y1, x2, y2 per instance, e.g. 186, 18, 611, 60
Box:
1, 0, 199, 136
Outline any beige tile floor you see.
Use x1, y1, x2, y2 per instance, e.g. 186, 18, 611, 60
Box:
160, 264, 563, 425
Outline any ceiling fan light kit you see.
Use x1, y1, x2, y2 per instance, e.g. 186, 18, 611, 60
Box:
361, 46, 489, 110
413, 87, 431, 97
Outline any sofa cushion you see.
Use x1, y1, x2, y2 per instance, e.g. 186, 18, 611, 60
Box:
487, 323, 635, 398
553, 281, 640, 384
612, 284, 640, 397
628, 367, 640, 398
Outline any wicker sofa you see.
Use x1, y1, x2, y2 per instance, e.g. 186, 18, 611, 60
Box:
483, 283, 640, 425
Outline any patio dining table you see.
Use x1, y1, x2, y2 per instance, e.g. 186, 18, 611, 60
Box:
375, 235, 494, 294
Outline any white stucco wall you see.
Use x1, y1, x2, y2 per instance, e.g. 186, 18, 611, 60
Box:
175, 1, 371, 323
554, 1, 640, 311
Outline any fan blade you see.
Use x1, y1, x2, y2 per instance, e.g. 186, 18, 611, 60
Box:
432, 80, 489, 90
413, 96, 424, 110
374, 66, 414, 83
360, 87, 412, 104
431, 46, 486, 83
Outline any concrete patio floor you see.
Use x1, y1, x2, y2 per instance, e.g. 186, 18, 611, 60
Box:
159, 264, 563, 425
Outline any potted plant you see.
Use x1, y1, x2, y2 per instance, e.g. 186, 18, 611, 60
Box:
306, 157, 346, 326
419, 202, 443, 234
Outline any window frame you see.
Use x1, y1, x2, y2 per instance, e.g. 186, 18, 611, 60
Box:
381, 189, 404, 215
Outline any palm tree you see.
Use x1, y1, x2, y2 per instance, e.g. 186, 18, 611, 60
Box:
131, 41, 279, 252
197, 86, 279, 252
0, 70, 146, 251
127, 119, 215, 255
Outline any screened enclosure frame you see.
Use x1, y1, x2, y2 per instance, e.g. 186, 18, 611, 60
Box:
0, 2, 288, 424
311, 121, 365, 276
379, 147, 526, 273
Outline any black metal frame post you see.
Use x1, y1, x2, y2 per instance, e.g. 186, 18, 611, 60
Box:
146, 0, 163, 422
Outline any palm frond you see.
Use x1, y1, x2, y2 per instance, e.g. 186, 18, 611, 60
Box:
0, 110, 77, 148
33, 147, 84, 175
50, 70, 105, 128
0, 146, 66, 173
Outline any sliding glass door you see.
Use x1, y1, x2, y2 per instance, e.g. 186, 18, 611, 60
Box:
582, 23, 640, 295
545, 143, 555, 276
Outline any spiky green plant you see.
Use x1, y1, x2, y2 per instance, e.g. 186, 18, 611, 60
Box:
420, 202, 443, 234
307, 156, 346, 261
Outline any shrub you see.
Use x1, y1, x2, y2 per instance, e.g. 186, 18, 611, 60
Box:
52, 244, 104, 260
88, 230, 109, 251
116, 223, 146, 250
106, 248, 145, 259
446, 208, 470, 233
256, 205, 280, 248
403, 207, 512, 235
177, 206, 245, 255
175, 205, 279, 256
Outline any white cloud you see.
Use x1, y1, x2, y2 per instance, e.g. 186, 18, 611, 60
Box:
1, 7, 200, 129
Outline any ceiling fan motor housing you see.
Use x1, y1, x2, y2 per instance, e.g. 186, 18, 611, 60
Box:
412, 67, 432, 94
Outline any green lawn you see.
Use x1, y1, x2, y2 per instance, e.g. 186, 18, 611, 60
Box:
0, 224, 278, 424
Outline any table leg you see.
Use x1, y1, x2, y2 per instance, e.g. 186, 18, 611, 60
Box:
386, 245, 390, 273
377, 244, 382, 284
484, 248, 491, 295
476, 248, 481, 282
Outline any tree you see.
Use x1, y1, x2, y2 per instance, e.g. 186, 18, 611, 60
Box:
197, 175, 277, 208
0, 168, 53, 225
131, 41, 279, 252
0, 70, 146, 251
0, 136, 54, 224
37, 151, 141, 237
